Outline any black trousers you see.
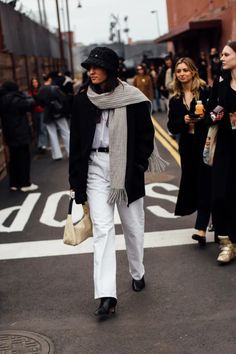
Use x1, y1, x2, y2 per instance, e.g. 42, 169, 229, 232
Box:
212, 202, 236, 243
9, 145, 31, 188
195, 208, 211, 231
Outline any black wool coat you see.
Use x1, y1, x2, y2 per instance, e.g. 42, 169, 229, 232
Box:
69, 91, 154, 205
206, 73, 236, 237
167, 88, 210, 216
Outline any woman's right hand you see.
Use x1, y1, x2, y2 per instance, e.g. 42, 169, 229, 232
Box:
184, 114, 192, 124
184, 114, 200, 124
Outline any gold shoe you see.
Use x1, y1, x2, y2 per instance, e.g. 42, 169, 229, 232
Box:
217, 236, 236, 263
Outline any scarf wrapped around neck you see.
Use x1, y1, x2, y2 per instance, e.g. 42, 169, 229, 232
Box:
87, 81, 168, 204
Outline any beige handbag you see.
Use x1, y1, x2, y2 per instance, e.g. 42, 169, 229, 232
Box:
203, 125, 219, 166
63, 198, 93, 246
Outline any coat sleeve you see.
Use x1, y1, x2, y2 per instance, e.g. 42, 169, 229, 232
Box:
69, 94, 88, 204
133, 101, 154, 171
167, 97, 187, 135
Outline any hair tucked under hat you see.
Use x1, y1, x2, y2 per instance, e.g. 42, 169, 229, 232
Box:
81, 47, 119, 75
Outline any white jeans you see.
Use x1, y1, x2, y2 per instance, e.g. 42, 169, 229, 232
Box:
87, 152, 145, 299
46, 118, 70, 159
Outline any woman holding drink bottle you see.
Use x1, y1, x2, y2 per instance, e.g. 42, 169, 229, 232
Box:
167, 57, 211, 245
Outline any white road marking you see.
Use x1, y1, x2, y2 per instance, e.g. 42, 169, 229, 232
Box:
0, 229, 215, 260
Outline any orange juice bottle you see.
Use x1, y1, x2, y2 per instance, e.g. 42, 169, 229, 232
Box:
195, 100, 204, 115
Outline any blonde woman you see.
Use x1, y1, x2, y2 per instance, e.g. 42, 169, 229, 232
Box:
167, 57, 211, 245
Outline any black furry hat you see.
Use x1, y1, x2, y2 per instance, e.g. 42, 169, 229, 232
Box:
81, 47, 119, 74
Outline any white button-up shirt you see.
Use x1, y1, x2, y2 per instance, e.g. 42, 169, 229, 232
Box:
92, 110, 110, 148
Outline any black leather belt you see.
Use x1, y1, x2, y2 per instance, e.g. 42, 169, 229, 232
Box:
91, 147, 109, 153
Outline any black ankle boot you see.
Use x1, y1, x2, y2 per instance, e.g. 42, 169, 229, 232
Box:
94, 297, 117, 319
132, 276, 145, 292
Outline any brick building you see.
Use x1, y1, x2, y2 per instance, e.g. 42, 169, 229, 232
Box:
156, 0, 236, 61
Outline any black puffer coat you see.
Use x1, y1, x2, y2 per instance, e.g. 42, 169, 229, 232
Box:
0, 91, 35, 146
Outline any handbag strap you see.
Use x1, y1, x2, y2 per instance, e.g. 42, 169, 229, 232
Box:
68, 198, 73, 215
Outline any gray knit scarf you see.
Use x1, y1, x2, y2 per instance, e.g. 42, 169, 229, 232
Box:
87, 81, 167, 204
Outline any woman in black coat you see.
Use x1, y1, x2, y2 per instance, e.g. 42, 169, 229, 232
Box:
69, 47, 155, 319
206, 41, 236, 263
167, 57, 211, 245
0, 81, 38, 192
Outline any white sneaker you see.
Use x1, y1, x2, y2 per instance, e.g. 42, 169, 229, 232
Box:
20, 184, 39, 192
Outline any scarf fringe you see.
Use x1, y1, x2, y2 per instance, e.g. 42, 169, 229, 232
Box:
107, 189, 128, 205
147, 152, 169, 173
147, 139, 169, 173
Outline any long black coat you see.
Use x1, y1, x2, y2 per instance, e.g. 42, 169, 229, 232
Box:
0, 91, 35, 146
207, 73, 236, 238
168, 89, 210, 215
69, 91, 154, 205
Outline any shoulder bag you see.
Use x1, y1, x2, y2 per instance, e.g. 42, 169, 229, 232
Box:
63, 198, 93, 246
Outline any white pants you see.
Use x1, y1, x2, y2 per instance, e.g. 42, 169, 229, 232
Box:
46, 118, 70, 159
87, 152, 145, 299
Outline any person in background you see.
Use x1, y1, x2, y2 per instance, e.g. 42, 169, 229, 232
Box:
197, 51, 208, 83
149, 63, 161, 112
206, 41, 236, 263
60, 71, 74, 120
61, 71, 74, 95
209, 47, 221, 81
167, 57, 211, 245
0, 81, 38, 192
117, 57, 127, 82
69, 47, 156, 319
37, 73, 70, 161
157, 55, 174, 111
133, 64, 155, 107
28, 77, 48, 154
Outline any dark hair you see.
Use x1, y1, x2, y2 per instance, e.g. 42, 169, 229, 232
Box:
2, 80, 19, 92
79, 73, 119, 94
30, 77, 40, 90
227, 41, 236, 52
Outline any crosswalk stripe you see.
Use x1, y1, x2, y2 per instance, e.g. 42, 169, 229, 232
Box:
0, 229, 215, 260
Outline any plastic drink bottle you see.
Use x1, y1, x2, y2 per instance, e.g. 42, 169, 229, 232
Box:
195, 100, 204, 115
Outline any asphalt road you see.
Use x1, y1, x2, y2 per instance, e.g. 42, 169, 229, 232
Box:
0, 112, 235, 354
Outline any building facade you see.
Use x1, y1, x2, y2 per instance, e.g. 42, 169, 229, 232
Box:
157, 0, 236, 61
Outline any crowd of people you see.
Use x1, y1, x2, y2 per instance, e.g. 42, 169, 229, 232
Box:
0, 41, 236, 319
0, 71, 73, 191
